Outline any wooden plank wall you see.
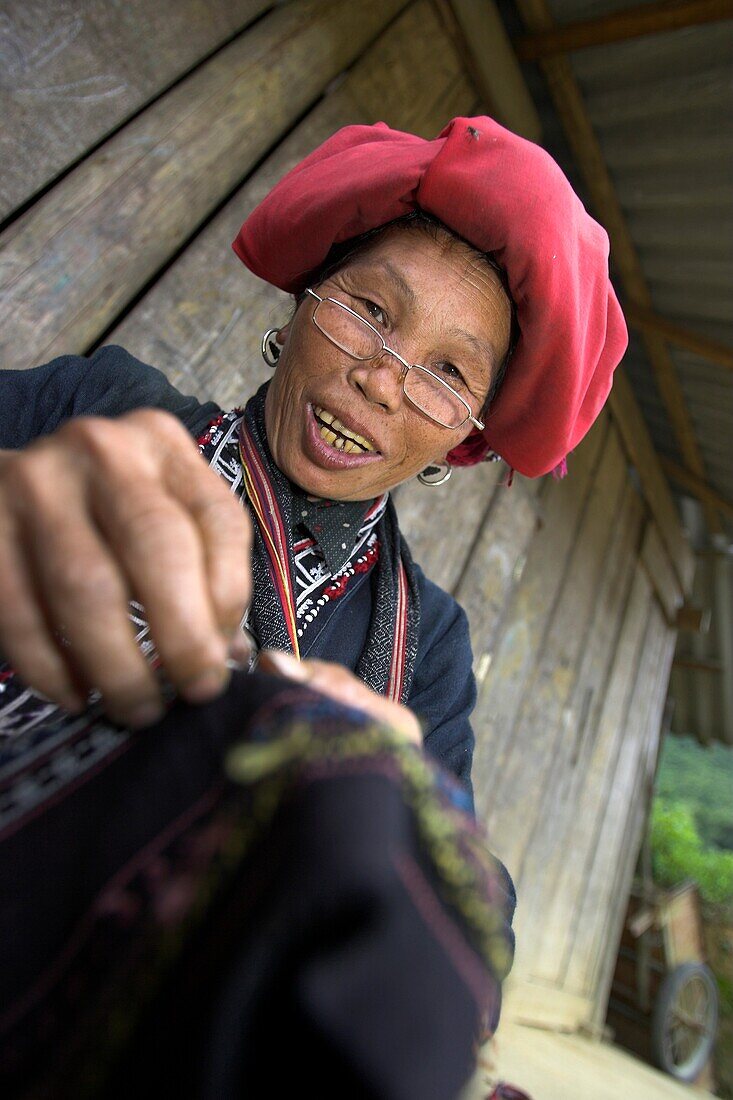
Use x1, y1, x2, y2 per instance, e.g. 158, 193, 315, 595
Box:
0, 0, 690, 1034
404, 413, 682, 1032
0, 0, 271, 221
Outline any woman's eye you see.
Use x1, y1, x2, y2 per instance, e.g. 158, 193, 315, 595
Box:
436, 361, 466, 387
360, 299, 387, 326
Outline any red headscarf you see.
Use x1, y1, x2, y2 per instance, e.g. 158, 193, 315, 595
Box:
233, 117, 627, 478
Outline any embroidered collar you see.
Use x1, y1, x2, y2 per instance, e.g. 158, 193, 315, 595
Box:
199, 384, 418, 703
291, 492, 375, 576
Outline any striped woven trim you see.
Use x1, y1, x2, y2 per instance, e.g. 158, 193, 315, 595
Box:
238, 422, 300, 657
387, 560, 409, 702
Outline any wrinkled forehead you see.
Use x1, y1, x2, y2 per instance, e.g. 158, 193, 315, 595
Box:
333, 225, 513, 357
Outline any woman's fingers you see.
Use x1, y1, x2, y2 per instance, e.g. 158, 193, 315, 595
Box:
259, 650, 423, 745
92, 478, 229, 706
0, 515, 86, 714
10, 436, 166, 725
25, 499, 164, 726
99, 415, 251, 700
164, 433, 253, 640
0, 410, 253, 723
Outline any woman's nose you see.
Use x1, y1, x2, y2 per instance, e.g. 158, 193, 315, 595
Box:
349, 348, 407, 412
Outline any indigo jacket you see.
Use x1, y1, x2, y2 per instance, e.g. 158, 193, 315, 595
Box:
1, 346, 478, 806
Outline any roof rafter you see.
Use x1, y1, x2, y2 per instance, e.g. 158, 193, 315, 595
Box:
661, 457, 733, 519
514, 0, 733, 61
624, 303, 733, 372
514, 0, 723, 539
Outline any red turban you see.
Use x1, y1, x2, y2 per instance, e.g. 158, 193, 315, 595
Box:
233, 117, 627, 478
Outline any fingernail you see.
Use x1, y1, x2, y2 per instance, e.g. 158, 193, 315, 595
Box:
260, 649, 308, 681
181, 666, 230, 704
126, 700, 165, 729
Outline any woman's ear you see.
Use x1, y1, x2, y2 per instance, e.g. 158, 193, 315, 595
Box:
275, 322, 292, 346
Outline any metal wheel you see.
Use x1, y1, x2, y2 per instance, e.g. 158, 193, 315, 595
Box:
651, 962, 718, 1081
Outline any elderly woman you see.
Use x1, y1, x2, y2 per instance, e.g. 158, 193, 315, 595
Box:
0, 117, 626, 1096
0, 117, 624, 783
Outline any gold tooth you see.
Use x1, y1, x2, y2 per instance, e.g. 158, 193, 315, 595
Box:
343, 440, 356, 453
320, 427, 337, 444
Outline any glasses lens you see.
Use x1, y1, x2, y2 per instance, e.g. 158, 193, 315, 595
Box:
404, 366, 470, 429
315, 299, 383, 360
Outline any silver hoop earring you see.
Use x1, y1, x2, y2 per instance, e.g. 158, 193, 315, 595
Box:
417, 461, 452, 487
261, 328, 282, 367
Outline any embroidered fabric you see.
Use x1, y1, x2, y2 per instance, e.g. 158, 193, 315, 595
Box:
292, 490, 375, 575
0, 673, 515, 1096
292, 532, 380, 638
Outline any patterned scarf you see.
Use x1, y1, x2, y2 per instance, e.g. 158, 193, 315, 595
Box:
203, 385, 421, 705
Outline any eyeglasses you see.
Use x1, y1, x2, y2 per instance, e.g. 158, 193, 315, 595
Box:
305, 288, 485, 431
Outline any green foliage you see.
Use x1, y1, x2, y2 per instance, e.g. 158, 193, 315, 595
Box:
718, 974, 733, 1016
651, 800, 733, 905
655, 735, 733, 851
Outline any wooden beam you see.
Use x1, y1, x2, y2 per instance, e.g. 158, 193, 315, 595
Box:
432, 0, 542, 141
514, 0, 723, 549
0, 0, 272, 223
514, 0, 733, 61
641, 520, 684, 623
611, 373, 695, 596
625, 302, 733, 371
661, 456, 733, 518
0, 0, 405, 373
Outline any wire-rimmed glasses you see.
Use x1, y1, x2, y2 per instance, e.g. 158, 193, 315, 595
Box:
305, 288, 485, 431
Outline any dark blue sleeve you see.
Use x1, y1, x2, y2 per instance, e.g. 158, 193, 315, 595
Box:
407, 562, 477, 814
0, 345, 221, 449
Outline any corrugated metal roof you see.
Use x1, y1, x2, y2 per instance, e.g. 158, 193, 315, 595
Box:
504, 0, 733, 741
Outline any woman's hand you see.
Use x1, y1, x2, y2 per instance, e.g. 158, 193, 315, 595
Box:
258, 650, 423, 746
0, 410, 252, 727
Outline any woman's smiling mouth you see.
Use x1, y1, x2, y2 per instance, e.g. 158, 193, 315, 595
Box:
312, 405, 378, 454
302, 404, 383, 473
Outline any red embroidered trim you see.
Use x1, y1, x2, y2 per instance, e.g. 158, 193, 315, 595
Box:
323, 543, 380, 600
196, 414, 225, 446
